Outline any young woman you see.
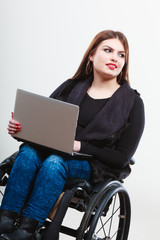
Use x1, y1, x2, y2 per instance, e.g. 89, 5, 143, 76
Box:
0, 30, 145, 240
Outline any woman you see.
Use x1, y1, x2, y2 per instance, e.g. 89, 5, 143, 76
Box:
0, 30, 145, 240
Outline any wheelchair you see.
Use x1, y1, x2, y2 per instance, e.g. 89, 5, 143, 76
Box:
0, 152, 134, 240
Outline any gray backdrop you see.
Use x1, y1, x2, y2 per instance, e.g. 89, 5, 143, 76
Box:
0, 0, 159, 239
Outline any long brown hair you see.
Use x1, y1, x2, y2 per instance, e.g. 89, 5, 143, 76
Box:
72, 30, 130, 85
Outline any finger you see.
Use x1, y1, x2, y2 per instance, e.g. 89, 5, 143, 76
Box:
8, 125, 20, 131
8, 123, 21, 130
11, 112, 14, 119
8, 121, 21, 134
7, 127, 21, 134
8, 122, 19, 130
9, 119, 21, 126
8, 129, 17, 134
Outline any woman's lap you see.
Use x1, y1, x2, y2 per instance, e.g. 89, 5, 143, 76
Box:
17, 143, 91, 180
1, 144, 91, 223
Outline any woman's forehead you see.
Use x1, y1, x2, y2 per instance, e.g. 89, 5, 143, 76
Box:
98, 38, 125, 51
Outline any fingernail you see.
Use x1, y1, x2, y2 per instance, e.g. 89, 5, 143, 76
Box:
17, 126, 21, 129
16, 123, 20, 126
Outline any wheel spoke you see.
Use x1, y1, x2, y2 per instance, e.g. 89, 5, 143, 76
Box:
110, 228, 121, 239
0, 190, 4, 196
93, 193, 125, 239
108, 194, 117, 237
96, 206, 120, 235
100, 216, 107, 237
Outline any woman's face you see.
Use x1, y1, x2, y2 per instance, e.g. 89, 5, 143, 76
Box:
89, 38, 126, 81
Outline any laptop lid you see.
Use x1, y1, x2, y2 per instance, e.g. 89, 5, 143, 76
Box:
12, 89, 79, 154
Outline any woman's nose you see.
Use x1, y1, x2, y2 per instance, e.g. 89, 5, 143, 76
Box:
110, 53, 118, 62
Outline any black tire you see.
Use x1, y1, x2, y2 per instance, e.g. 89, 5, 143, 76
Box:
76, 181, 131, 240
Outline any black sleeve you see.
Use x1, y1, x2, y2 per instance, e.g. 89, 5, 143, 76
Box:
49, 79, 71, 99
80, 95, 145, 169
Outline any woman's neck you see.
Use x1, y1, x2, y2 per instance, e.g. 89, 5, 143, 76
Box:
87, 76, 120, 99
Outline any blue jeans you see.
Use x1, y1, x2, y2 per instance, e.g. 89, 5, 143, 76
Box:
0, 144, 91, 225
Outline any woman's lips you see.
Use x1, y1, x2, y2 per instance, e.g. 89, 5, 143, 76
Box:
106, 63, 117, 70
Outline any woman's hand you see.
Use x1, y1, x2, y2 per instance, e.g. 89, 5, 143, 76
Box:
73, 140, 81, 152
7, 112, 21, 135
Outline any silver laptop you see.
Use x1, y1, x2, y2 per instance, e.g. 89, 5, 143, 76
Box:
12, 89, 82, 155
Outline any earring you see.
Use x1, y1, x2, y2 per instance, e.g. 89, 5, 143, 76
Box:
86, 60, 93, 75
117, 71, 123, 84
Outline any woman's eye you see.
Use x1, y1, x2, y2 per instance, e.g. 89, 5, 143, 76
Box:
119, 53, 125, 58
104, 48, 111, 53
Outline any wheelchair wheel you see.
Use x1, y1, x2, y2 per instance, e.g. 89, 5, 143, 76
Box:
77, 181, 131, 240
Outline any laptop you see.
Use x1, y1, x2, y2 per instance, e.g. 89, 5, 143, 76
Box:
12, 89, 92, 158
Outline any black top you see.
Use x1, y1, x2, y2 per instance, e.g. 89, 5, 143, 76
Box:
77, 94, 109, 129
78, 93, 144, 169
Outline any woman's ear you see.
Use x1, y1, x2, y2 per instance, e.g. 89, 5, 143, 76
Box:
89, 54, 94, 62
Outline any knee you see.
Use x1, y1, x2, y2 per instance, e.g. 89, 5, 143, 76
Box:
42, 155, 67, 177
15, 144, 41, 168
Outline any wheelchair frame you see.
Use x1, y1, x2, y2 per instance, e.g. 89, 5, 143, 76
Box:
0, 153, 132, 240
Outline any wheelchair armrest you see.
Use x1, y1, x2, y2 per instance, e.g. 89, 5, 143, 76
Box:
64, 178, 92, 195
0, 152, 18, 186
0, 152, 18, 174
0, 169, 5, 181
0, 174, 8, 186
129, 158, 135, 165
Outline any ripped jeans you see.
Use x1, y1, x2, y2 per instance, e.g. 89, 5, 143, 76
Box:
0, 144, 91, 225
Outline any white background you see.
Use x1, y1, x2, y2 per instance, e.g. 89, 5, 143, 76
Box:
0, 0, 160, 239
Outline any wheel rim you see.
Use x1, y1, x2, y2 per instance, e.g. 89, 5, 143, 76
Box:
84, 187, 130, 240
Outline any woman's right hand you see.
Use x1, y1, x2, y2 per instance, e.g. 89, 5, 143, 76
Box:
7, 112, 21, 135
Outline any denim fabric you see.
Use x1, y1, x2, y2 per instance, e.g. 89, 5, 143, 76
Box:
0, 144, 91, 225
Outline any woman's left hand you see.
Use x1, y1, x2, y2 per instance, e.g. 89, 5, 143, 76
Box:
73, 140, 81, 152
